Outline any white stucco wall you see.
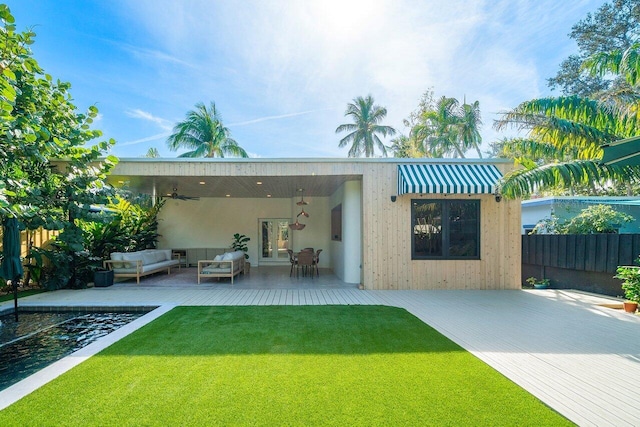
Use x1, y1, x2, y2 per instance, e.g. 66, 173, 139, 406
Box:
157, 196, 331, 267
329, 181, 362, 284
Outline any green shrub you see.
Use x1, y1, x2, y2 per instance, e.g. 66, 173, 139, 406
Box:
531, 204, 633, 234
615, 263, 640, 303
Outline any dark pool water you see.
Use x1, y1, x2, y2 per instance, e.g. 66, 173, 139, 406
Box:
0, 311, 147, 391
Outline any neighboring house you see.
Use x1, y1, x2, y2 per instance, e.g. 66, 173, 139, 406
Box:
106, 158, 520, 290
521, 196, 640, 234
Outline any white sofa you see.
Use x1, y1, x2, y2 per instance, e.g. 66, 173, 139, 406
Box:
197, 250, 245, 284
103, 249, 180, 284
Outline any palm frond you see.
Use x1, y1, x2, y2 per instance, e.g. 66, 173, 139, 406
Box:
497, 160, 640, 199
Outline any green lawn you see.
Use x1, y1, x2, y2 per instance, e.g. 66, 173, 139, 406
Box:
0, 306, 572, 426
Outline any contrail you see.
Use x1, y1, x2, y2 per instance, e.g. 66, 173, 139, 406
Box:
119, 132, 170, 146
228, 107, 337, 127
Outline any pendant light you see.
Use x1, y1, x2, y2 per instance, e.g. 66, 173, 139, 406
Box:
289, 189, 309, 230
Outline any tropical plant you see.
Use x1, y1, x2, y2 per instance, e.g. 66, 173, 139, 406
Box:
614, 262, 640, 302
0, 6, 117, 289
458, 100, 483, 158
414, 96, 464, 158
525, 277, 550, 288
167, 102, 248, 158
80, 196, 164, 259
394, 94, 483, 159
335, 95, 396, 157
494, 96, 640, 198
230, 233, 250, 260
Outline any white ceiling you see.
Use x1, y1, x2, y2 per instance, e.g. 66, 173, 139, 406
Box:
106, 174, 361, 199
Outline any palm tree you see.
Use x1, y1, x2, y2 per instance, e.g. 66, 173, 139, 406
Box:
494, 96, 640, 198
415, 97, 464, 158
335, 95, 396, 157
586, 43, 640, 86
458, 100, 483, 158
389, 134, 424, 158
167, 102, 248, 158
144, 147, 160, 158
408, 96, 483, 158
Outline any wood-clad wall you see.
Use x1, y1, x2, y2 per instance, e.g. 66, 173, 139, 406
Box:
113, 159, 520, 290
360, 161, 520, 290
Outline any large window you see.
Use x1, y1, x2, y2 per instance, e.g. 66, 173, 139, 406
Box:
411, 199, 480, 260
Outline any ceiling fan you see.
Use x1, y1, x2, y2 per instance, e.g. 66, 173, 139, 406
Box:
163, 188, 199, 201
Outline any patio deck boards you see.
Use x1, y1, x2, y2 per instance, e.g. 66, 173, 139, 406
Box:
2, 270, 639, 426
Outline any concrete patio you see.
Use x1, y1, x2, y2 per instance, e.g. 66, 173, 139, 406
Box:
1, 268, 639, 426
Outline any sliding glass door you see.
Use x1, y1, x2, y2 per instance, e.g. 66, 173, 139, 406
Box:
259, 219, 290, 262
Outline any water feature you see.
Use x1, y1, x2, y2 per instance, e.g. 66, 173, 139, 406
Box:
0, 309, 151, 391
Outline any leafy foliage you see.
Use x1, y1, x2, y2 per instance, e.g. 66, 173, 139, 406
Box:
167, 102, 247, 158
391, 91, 483, 158
494, 96, 640, 198
531, 204, 633, 234
548, 0, 640, 97
0, 5, 118, 289
614, 262, 640, 302
79, 196, 164, 260
230, 233, 250, 259
336, 95, 396, 157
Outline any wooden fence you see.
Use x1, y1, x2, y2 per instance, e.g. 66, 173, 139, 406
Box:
522, 234, 640, 296
522, 234, 640, 273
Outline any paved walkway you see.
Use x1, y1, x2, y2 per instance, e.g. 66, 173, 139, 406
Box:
1, 284, 639, 426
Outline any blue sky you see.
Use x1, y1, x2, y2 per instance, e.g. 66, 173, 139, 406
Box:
9, 0, 607, 158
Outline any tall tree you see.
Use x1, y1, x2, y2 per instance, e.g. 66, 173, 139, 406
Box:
400, 95, 483, 158
335, 95, 396, 157
548, 0, 640, 97
167, 102, 248, 158
458, 100, 483, 158
0, 5, 117, 288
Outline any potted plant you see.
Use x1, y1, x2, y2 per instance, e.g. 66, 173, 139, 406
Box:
614, 264, 640, 313
231, 233, 251, 273
526, 276, 550, 289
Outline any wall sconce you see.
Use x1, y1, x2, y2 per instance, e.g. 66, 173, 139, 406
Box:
494, 193, 502, 203
390, 195, 397, 203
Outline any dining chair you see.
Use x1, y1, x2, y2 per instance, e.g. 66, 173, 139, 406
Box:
296, 251, 314, 278
287, 249, 297, 277
312, 249, 323, 277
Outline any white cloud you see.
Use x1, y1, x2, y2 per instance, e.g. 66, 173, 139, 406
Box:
125, 109, 173, 131
112, 0, 600, 157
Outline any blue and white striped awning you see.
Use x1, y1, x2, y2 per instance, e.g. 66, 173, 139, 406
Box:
397, 164, 503, 195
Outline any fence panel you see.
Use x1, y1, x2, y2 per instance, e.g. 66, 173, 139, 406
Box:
522, 234, 640, 273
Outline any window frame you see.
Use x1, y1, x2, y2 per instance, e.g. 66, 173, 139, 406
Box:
411, 199, 481, 260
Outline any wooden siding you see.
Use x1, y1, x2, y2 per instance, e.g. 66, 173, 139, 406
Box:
361, 162, 520, 290
111, 159, 520, 290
